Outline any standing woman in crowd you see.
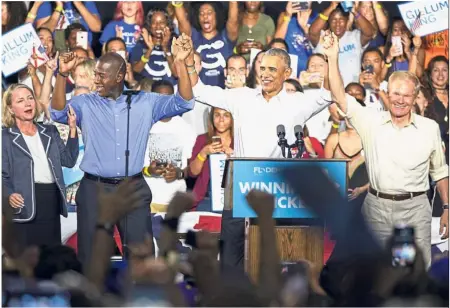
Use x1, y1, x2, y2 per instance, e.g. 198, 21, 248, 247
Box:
236, 1, 275, 61
424, 56, 449, 163
189, 107, 234, 211
131, 9, 177, 84
301, 53, 331, 145
324, 98, 369, 209
2, 84, 79, 247
381, 17, 424, 79
100, 1, 145, 53
347, 1, 389, 49
274, 1, 316, 74
173, 1, 239, 88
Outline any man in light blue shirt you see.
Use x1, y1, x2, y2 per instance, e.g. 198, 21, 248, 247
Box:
50, 36, 194, 265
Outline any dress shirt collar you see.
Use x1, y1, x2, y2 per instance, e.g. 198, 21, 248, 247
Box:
255, 85, 289, 103
380, 111, 419, 129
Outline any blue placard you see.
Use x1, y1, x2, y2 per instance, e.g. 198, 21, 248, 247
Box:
63, 145, 85, 186
232, 160, 347, 218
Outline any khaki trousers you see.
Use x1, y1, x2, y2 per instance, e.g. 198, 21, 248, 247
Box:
362, 192, 431, 267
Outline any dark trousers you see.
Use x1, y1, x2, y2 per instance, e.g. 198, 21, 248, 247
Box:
75, 176, 152, 266
15, 183, 61, 248
220, 209, 245, 272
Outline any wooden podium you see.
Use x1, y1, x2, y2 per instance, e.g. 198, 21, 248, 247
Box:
223, 158, 347, 283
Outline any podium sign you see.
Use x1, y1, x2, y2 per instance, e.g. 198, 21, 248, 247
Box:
232, 159, 347, 218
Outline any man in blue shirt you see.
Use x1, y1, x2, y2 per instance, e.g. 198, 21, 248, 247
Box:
50, 35, 195, 265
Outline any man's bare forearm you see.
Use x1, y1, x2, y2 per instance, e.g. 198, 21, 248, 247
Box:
51, 73, 68, 111
175, 60, 193, 100
85, 230, 115, 291
437, 177, 449, 205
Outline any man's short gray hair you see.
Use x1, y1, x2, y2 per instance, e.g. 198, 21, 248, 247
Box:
264, 48, 291, 69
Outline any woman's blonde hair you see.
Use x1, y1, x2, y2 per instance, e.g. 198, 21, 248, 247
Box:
2, 84, 40, 128
74, 59, 96, 91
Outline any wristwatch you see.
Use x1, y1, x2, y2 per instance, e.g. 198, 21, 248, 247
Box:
96, 222, 115, 236
443, 204, 449, 210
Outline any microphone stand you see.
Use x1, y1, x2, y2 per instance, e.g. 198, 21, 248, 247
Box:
278, 135, 288, 158
295, 137, 305, 159
123, 92, 132, 261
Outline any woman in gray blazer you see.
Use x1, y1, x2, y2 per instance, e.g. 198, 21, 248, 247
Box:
2, 84, 79, 247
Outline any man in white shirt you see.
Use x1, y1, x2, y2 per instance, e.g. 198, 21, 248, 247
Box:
186, 47, 332, 158
183, 35, 333, 271
324, 31, 449, 267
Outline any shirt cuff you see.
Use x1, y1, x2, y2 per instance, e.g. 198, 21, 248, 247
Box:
175, 91, 195, 109
48, 104, 69, 122
430, 164, 449, 182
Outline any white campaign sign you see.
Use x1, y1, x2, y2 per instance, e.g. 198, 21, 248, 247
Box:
209, 153, 227, 212
1, 23, 43, 77
398, 0, 449, 37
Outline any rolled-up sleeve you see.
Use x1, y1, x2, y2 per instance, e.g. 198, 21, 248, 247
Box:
49, 96, 84, 127
430, 122, 449, 182
345, 94, 374, 137
151, 92, 194, 124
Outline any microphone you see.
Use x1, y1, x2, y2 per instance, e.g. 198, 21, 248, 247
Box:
123, 90, 141, 96
277, 125, 288, 158
294, 125, 305, 158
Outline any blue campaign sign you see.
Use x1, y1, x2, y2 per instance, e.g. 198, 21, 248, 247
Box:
232, 160, 347, 218
63, 145, 85, 187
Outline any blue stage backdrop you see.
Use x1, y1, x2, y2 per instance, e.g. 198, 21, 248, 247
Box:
232, 160, 347, 218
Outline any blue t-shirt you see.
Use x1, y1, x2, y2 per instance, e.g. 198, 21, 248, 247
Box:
367, 31, 386, 49
130, 42, 176, 85
285, 14, 317, 74
100, 20, 141, 53
192, 28, 234, 88
36, 2, 100, 44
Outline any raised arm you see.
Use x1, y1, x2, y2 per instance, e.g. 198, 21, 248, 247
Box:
173, 2, 192, 37
41, 1, 64, 32
373, 1, 389, 36
309, 2, 339, 47
351, 7, 375, 46
226, 2, 239, 42
25, 1, 45, 25
73, 2, 102, 32
39, 53, 59, 121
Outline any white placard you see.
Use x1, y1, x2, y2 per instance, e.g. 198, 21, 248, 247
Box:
209, 153, 227, 212
249, 48, 299, 78
1, 23, 44, 77
398, 0, 449, 37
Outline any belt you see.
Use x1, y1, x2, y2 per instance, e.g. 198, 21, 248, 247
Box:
369, 187, 426, 201
84, 172, 143, 185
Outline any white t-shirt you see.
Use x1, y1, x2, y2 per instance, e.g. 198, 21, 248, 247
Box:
364, 80, 388, 112
144, 116, 196, 205
22, 132, 55, 183
181, 80, 211, 136
315, 30, 367, 86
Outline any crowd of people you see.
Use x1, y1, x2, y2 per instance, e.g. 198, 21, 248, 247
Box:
1, 1, 449, 307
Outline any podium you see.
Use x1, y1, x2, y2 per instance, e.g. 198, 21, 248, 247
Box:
222, 158, 347, 283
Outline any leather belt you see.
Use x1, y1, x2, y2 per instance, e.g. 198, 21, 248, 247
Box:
84, 172, 143, 185
369, 187, 426, 201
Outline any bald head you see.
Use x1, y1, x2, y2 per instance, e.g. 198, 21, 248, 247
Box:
99, 52, 126, 80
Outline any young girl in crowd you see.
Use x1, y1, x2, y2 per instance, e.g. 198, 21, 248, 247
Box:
173, 2, 239, 88
189, 107, 234, 211
100, 1, 144, 52
131, 9, 177, 84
